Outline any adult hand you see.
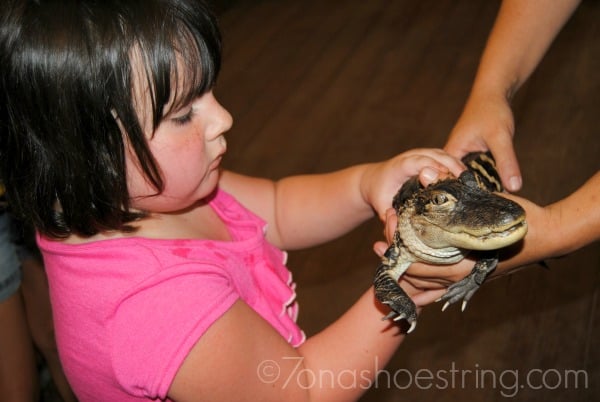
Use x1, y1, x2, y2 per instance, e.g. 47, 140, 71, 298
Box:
444, 92, 522, 192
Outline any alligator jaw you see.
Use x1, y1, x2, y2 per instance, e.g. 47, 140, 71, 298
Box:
444, 219, 528, 250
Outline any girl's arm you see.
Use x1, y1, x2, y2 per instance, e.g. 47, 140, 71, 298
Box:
168, 283, 445, 402
220, 148, 463, 250
167, 150, 459, 400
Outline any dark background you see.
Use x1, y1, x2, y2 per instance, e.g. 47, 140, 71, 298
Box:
214, 1, 599, 401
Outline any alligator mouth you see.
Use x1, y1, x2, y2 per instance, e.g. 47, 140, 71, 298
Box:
455, 219, 528, 250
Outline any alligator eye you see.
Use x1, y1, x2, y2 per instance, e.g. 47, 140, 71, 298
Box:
431, 194, 448, 205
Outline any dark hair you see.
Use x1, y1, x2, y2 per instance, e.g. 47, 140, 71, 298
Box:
0, 0, 221, 238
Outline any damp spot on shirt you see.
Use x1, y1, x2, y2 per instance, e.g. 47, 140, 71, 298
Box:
172, 248, 191, 258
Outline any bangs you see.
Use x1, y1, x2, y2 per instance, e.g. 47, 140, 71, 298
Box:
165, 29, 218, 116
133, 2, 222, 131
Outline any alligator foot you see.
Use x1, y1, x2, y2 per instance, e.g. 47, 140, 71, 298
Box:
380, 291, 418, 333
438, 254, 498, 312
374, 253, 417, 332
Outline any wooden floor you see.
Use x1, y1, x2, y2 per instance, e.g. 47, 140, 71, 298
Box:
214, 1, 599, 401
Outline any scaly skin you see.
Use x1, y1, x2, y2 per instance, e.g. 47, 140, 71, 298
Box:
374, 152, 528, 333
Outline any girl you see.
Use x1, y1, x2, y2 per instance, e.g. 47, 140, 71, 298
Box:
0, 1, 462, 401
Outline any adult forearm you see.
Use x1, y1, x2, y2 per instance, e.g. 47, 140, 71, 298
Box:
544, 171, 600, 256
471, 0, 580, 99
495, 171, 600, 275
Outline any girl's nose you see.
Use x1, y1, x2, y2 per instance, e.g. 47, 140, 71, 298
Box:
206, 92, 233, 140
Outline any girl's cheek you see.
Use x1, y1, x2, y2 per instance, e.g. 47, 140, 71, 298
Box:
124, 155, 160, 201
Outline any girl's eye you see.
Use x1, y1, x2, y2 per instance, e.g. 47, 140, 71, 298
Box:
171, 108, 194, 126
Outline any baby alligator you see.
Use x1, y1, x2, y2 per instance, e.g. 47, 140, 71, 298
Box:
374, 152, 527, 333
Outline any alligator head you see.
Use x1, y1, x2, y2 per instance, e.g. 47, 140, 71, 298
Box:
395, 170, 528, 251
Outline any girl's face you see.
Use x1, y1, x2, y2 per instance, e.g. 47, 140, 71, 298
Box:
125, 67, 232, 213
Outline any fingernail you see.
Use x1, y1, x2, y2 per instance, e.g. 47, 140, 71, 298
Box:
509, 176, 522, 191
421, 167, 439, 183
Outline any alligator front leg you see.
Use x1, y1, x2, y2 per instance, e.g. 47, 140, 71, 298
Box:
438, 252, 498, 312
374, 244, 417, 333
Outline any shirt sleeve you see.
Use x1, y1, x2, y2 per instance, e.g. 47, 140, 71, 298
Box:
107, 262, 239, 399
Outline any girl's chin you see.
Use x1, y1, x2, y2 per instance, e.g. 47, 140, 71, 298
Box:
130, 173, 221, 212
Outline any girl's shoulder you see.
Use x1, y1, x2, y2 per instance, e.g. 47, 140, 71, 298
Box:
209, 187, 264, 225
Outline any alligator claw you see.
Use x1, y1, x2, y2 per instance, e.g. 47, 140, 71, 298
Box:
407, 320, 417, 334
380, 311, 417, 334
438, 255, 498, 312
441, 299, 468, 312
382, 309, 400, 321
393, 314, 406, 322
379, 298, 418, 333
438, 275, 479, 310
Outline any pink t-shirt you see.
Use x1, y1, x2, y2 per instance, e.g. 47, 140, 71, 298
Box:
38, 189, 305, 401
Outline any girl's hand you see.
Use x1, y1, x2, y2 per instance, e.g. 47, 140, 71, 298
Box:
445, 92, 522, 192
361, 148, 464, 221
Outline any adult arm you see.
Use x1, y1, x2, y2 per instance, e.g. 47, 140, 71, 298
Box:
445, 0, 581, 191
